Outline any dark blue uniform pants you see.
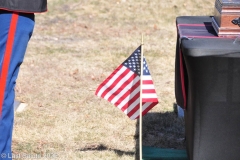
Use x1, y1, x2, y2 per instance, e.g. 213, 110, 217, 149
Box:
0, 11, 35, 159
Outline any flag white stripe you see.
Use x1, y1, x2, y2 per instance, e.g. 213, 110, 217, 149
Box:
111, 76, 140, 104
97, 66, 126, 97
117, 86, 140, 109
142, 85, 156, 89
104, 71, 133, 100
142, 75, 153, 80
130, 102, 151, 120
142, 94, 158, 99
124, 97, 140, 114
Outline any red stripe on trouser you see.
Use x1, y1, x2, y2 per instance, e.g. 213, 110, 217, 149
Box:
0, 13, 18, 116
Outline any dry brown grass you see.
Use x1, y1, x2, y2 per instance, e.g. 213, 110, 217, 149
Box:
13, 0, 214, 159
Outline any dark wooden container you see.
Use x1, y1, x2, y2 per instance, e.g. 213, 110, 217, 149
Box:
212, 0, 240, 36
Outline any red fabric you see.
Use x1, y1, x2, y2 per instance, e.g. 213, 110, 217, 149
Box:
179, 49, 187, 109
0, 13, 18, 116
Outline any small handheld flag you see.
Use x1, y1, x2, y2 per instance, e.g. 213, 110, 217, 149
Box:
95, 46, 158, 120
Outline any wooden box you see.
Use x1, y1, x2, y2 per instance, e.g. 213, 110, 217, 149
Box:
212, 0, 240, 36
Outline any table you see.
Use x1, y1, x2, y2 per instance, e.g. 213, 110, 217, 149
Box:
175, 16, 240, 160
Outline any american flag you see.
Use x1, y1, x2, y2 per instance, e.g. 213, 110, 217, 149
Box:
95, 46, 158, 120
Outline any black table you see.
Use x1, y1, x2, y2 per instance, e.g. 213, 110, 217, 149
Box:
175, 16, 240, 160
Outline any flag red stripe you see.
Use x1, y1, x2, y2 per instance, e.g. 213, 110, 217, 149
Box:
134, 102, 158, 119
113, 81, 139, 106
95, 65, 123, 95
143, 80, 153, 84
142, 98, 158, 102
142, 102, 158, 116
107, 73, 136, 102
120, 92, 140, 112
100, 67, 130, 98
127, 103, 140, 118
142, 89, 156, 93
128, 102, 150, 119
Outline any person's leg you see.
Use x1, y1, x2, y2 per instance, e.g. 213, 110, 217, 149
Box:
0, 11, 35, 159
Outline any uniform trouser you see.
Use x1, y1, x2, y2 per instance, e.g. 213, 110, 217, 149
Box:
0, 11, 35, 159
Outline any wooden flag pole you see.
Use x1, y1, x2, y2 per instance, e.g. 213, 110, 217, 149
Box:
139, 33, 144, 160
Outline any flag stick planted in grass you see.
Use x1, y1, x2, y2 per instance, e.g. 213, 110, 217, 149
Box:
95, 37, 159, 158
139, 34, 144, 160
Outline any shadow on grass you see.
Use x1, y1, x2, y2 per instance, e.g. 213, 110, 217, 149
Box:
77, 143, 135, 157
135, 111, 185, 160
77, 110, 185, 159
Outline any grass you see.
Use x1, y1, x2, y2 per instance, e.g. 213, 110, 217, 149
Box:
13, 0, 214, 159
